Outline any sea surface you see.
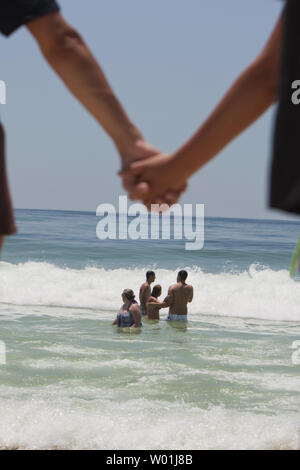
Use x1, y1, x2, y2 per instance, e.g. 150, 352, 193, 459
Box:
0, 208, 300, 450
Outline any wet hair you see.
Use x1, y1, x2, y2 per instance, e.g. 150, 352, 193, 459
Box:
122, 289, 135, 301
178, 270, 188, 282
151, 285, 162, 298
146, 270, 155, 280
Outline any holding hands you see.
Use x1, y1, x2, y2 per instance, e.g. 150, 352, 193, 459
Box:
120, 144, 188, 210
29, 7, 284, 216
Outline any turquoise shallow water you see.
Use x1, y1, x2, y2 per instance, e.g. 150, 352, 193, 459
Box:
0, 209, 300, 449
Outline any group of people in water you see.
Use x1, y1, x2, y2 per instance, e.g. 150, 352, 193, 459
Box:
113, 270, 194, 328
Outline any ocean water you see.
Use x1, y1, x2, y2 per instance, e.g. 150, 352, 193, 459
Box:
1, 209, 300, 450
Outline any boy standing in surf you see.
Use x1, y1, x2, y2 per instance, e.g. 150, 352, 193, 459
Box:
139, 271, 156, 316
146, 285, 165, 320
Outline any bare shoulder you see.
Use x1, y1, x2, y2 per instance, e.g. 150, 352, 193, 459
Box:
186, 284, 193, 291
169, 284, 177, 291
130, 303, 141, 313
141, 282, 150, 291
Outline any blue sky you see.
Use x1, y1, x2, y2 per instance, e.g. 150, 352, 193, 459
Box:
1, 0, 291, 219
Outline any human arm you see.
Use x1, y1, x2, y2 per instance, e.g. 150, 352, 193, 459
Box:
162, 287, 174, 308
122, 10, 285, 205
26, 12, 173, 195
188, 286, 194, 303
147, 300, 167, 309
130, 304, 142, 328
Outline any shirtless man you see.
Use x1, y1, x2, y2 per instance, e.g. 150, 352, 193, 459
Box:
146, 285, 164, 320
139, 271, 155, 316
163, 270, 193, 322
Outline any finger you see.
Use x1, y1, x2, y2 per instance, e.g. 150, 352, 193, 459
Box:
163, 183, 188, 204
144, 201, 152, 212
122, 172, 150, 194
163, 192, 180, 205
146, 200, 172, 213
166, 183, 188, 198
140, 195, 163, 212
118, 163, 143, 178
122, 174, 138, 192
128, 182, 152, 201
129, 192, 140, 201
154, 202, 171, 213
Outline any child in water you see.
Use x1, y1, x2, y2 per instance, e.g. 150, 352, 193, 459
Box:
146, 285, 165, 320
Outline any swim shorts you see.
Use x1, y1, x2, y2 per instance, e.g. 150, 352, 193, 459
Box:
0, 0, 60, 36
140, 305, 147, 316
166, 314, 188, 322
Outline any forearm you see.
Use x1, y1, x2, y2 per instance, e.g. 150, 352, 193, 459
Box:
162, 296, 172, 308
148, 301, 166, 309
159, 302, 168, 309
173, 64, 276, 177
47, 43, 140, 150
172, 13, 284, 179
28, 15, 142, 155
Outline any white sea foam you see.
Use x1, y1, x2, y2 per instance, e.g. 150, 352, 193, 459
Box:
0, 394, 298, 450
0, 261, 299, 322
1, 259, 299, 451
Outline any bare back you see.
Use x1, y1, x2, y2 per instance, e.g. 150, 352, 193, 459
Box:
147, 296, 163, 320
139, 282, 151, 309
163, 282, 193, 316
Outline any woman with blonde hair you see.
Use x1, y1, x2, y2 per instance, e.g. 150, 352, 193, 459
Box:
112, 289, 142, 328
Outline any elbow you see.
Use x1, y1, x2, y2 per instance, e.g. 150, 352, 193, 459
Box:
39, 26, 85, 62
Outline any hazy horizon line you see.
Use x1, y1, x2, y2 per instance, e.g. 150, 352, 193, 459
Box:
13, 207, 300, 224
